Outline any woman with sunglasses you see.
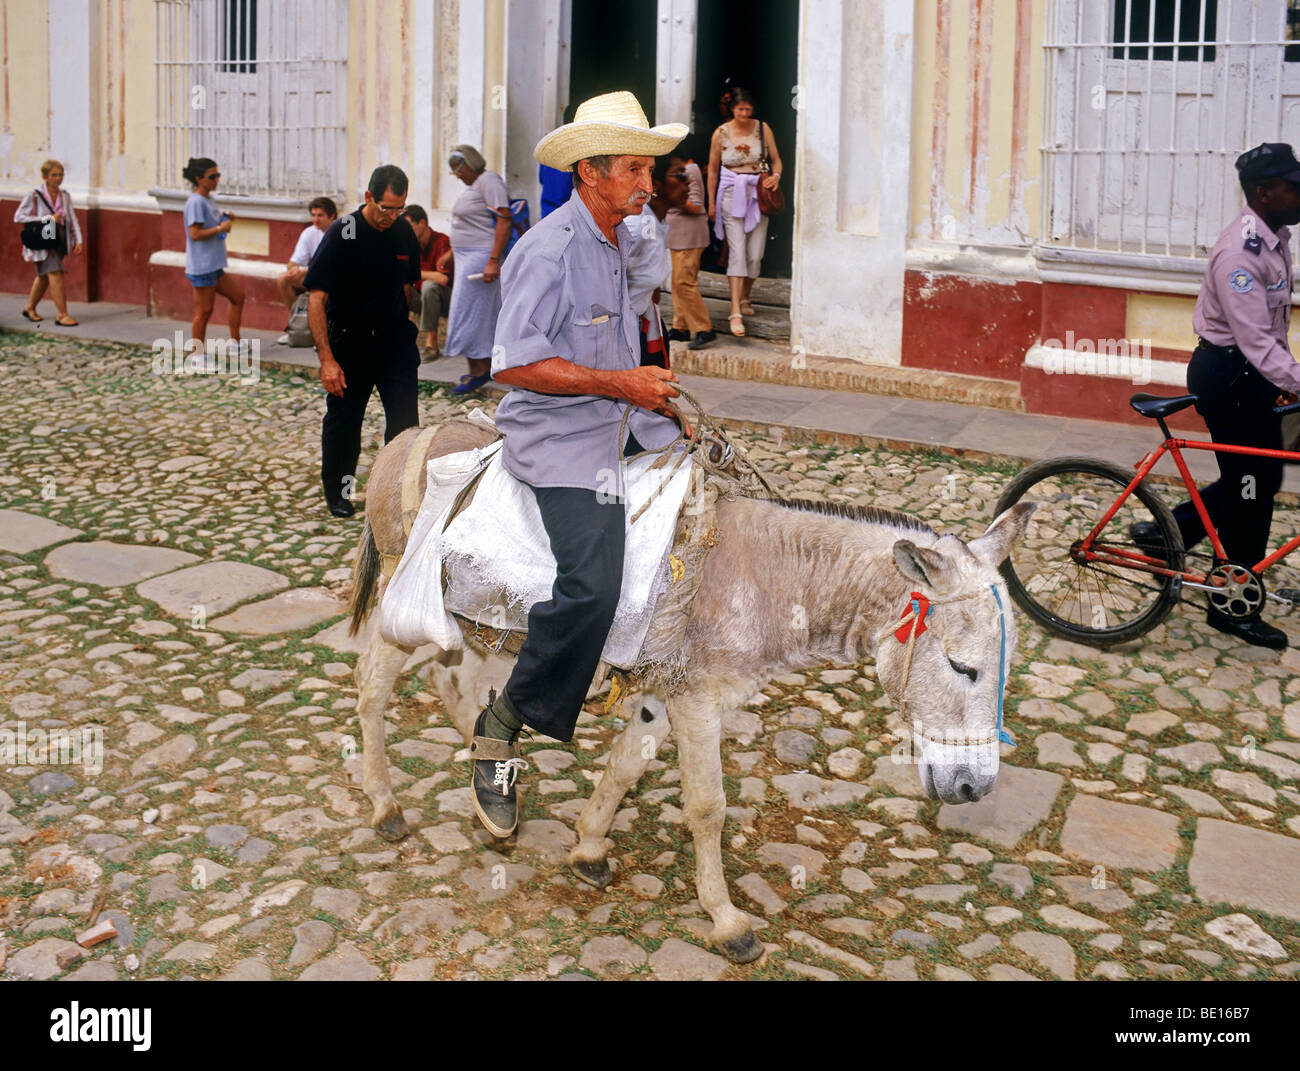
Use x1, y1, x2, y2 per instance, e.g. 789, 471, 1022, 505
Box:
182, 157, 245, 357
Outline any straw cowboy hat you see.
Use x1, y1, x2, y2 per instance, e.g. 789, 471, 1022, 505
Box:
534, 91, 688, 171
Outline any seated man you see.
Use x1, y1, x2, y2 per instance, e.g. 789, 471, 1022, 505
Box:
277, 197, 338, 316
401, 204, 453, 360
469, 91, 689, 838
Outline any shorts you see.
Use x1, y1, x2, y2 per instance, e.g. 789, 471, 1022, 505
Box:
186, 269, 224, 287
35, 251, 66, 277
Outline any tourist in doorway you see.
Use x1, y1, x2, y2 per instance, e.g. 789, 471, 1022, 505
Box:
15, 159, 84, 326
707, 86, 782, 336
445, 145, 512, 394
182, 157, 245, 356
663, 148, 714, 349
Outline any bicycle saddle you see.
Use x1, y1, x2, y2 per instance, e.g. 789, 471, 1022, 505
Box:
1130, 393, 1197, 418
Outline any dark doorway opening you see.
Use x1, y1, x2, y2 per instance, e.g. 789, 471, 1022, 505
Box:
568, 0, 658, 122
693, 0, 798, 278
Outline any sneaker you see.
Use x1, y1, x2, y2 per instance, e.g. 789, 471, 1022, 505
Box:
687, 330, 717, 350
469, 709, 528, 837
277, 334, 290, 345
665, 328, 691, 343
1205, 607, 1287, 649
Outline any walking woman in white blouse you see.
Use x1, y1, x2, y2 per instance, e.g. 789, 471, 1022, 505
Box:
14, 159, 84, 326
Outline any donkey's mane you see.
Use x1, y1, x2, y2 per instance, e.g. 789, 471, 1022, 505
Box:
773, 497, 936, 537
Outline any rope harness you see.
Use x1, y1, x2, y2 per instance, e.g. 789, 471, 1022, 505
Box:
876, 582, 1016, 749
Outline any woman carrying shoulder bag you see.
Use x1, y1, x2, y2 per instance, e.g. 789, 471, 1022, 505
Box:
14, 159, 84, 326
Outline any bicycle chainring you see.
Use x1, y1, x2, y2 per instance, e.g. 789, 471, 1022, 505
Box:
1205, 562, 1265, 619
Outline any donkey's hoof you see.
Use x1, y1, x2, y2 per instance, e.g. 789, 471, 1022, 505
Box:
374, 812, 410, 842
716, 930, 763, 964
570, 858, 613, 889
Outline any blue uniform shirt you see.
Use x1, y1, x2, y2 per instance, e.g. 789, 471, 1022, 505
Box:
492, 192, 680, 492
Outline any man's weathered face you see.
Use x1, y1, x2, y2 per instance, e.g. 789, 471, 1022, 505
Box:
593, 155, 653, 219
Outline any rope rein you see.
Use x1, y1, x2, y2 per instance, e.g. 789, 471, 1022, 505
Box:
616, 386, 784, 523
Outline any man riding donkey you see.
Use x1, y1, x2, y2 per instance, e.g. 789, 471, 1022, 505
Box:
469, 92, 693, 837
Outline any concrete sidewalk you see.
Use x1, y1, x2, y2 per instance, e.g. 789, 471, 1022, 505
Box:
4, 293, 1294, 492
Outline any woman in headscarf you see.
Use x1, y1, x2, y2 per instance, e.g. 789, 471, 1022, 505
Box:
444, 145, 513, 394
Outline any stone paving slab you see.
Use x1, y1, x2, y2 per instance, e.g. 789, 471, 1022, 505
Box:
936, 765, 1065, 849
136, 561, 291, 617
1060, 794, 1182, 873
208, 587, 347, 634
1188, 819, 1300, 923
0, 509, 81, 554
44, 540, 201, 587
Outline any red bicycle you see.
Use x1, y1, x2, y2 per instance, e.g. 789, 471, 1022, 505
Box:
994, 392, 1300, 645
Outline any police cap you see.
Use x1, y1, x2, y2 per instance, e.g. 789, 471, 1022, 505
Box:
1236, 142, 1300, 185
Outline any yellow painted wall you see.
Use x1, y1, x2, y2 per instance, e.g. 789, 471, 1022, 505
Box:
1126, 294, 1197, 352
910, 0, 1044, 247
1, 0, 52, 186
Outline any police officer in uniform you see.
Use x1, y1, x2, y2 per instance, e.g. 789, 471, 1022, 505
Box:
1135, 143, 1300, 648
304, 164, 422, 517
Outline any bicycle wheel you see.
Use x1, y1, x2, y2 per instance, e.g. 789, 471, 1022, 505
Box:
994, 456, 1185, 645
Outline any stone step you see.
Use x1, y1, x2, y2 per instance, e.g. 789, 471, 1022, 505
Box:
694, 272, 790, 306
660, 293, 790, 340
666, 337, 1027, 413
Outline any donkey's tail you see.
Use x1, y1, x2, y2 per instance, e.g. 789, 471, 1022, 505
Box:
349, 519, 381, 637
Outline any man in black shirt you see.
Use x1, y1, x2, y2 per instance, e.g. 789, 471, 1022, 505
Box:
304, 164, 422, 517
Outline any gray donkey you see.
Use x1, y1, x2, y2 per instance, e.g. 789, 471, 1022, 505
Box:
348, 418, 1033, 964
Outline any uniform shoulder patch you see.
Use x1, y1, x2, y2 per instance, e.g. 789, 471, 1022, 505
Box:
1228, 268, 1254, 293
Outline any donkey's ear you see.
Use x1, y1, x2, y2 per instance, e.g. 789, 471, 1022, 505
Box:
892, 540, 960, 594
968, 502, 1036, 567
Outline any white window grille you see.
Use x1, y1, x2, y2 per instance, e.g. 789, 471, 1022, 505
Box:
1043, 0, 1300, 263
154, 0, 348, 199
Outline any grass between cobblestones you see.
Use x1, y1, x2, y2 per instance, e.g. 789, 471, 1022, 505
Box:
0, 333, 1297, 981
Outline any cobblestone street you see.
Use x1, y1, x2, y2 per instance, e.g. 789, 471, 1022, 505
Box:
1, 333, 1298, 981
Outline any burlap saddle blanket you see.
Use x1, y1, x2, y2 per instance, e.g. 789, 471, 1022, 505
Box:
378, 419, 722, 687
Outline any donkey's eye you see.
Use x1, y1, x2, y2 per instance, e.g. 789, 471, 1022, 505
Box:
948, 657, 978, 683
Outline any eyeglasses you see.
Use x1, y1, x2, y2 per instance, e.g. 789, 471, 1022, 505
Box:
375, 203, 405, 215
204, 172, 221, 180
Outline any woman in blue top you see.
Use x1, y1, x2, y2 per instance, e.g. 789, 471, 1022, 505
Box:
182, 157, 245, 354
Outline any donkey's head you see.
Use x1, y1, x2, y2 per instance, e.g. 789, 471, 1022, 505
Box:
871, 503, 1034, 804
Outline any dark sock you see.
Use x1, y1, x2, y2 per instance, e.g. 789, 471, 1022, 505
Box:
481, 690, 524, 742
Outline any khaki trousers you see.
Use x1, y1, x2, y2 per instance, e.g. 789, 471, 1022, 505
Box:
669, 247, 712, 333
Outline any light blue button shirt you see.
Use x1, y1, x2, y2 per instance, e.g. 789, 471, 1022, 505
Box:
492, 192, 680, 492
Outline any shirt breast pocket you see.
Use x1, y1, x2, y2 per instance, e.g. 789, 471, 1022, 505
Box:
570, 305, 621, 370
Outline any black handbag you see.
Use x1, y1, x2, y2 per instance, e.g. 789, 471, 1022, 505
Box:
20, 189, 67, 251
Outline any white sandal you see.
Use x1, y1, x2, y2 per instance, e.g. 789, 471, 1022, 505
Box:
729, 313, 745, 337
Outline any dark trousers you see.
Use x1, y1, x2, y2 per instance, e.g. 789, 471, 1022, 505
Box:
320, 330, 419, 504
504, 486, 626, 743
1171, 344, 1284, 567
